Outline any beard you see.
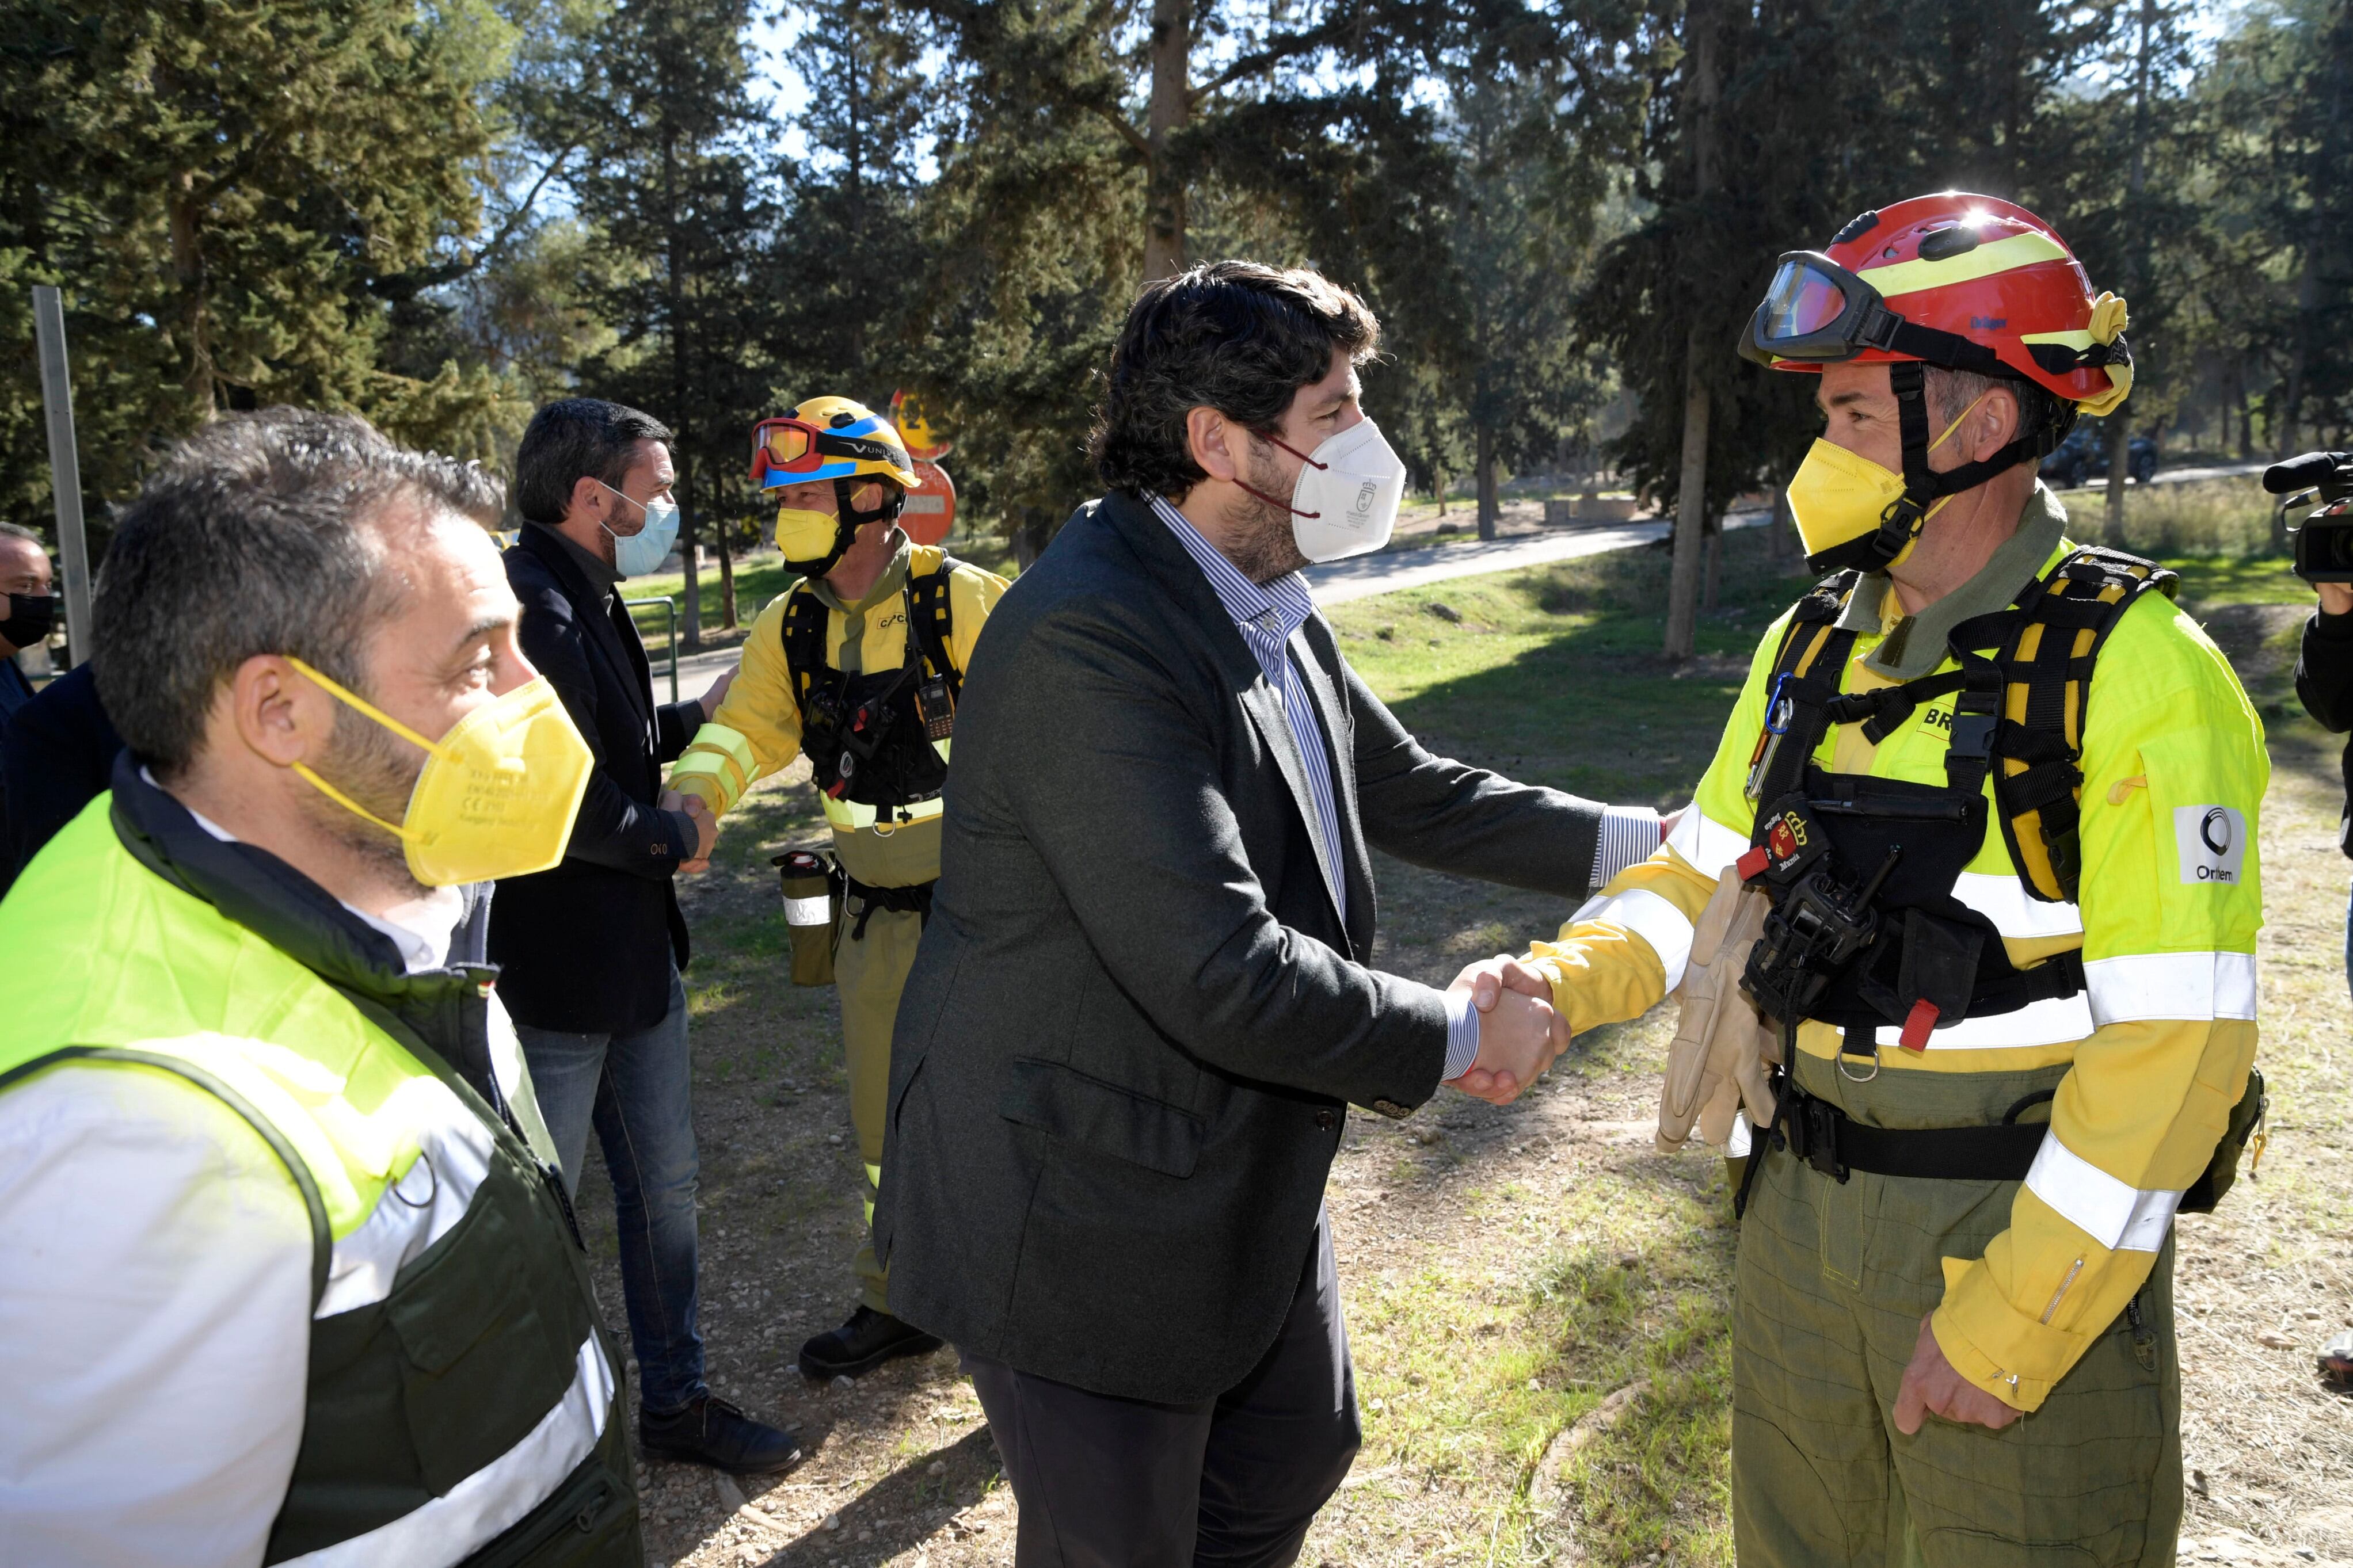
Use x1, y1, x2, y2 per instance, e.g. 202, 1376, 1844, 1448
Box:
1219, 441, 1311, 585
301, 700, 429, 892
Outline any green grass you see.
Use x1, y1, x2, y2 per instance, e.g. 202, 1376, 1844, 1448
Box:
2053, 476, 2283, 562
1326, 528, 1819, 807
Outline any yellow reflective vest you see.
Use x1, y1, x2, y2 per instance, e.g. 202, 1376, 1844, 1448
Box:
0, 787, 637, 1563
1527, 531, 2267, 1413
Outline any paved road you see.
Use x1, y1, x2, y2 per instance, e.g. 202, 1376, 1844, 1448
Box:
656, 460, 2271, 686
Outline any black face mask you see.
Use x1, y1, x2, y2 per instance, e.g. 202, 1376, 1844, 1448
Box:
3, 592, 58, 647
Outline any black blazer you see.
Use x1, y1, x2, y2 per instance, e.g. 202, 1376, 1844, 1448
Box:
877, 489, 1608, 1403
490, 525, 701, 1033
2, 660, 125, 888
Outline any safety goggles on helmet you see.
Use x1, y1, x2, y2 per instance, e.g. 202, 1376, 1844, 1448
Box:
1741, 251, 2008, 377
750, 417, 909, 489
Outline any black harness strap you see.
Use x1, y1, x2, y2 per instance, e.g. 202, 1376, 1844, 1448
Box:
1976, 547, 2177, 902
904, 555, 963, 701
842, 873, 935, 940
779, 555, 967, 726
778, 581, 831, 719
1773, 1077, 2046, 1185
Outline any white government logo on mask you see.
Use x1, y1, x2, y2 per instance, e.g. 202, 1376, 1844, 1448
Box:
2173, 804, 2246, 885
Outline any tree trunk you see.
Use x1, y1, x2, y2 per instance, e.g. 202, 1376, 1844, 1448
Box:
1665, 326, 1712, 662
1766, 483, 1792, 561
169, 170, 212, 411
1143, 0, 1189, 279
1663, 0, 1719, 662
663, 125, 701, 651
2104, 0, 2156, 543
2279, 41, 2346, 458
1703, 511, 1722, 611
1014, 506, 1056, 570
1475, 424, 1499, 541
718, 485, 737, 630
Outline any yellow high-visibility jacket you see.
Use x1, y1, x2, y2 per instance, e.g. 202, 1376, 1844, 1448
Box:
668, 541, 1008, 844
1527, 532, 2266, 1413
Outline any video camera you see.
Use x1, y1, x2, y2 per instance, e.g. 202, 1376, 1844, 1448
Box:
2267, 451, 2353, 582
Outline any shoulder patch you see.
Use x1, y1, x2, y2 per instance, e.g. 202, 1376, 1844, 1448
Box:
2174, 804, 2248, 886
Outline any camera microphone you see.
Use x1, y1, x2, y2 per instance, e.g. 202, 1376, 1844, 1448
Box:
2264, 451, 2352, 496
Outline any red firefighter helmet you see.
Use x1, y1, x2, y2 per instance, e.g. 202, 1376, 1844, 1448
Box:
1741, 192, 2130, 418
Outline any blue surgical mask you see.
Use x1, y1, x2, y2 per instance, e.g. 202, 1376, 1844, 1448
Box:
598, 482, 680, 577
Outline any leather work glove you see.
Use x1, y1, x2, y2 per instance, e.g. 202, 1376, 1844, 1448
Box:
1658, 868, 1778, 1153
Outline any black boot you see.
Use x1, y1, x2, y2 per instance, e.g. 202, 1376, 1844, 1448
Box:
638, 1394, 805, 1475
798, 1305, 943, 1380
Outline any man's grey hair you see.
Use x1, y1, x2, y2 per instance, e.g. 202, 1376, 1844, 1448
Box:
1925, 366, 2068, 453
0, 521, 46, 552
93, 407, 507, 776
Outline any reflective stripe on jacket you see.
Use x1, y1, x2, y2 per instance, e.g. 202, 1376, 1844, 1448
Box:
1528, 525, 2267, 1412
0, 789, 636, 1565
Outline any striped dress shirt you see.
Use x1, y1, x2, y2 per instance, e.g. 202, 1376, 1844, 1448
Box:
1150, 495, 1483, 1078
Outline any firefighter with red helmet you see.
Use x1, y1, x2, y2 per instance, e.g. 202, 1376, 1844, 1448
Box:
1520, 194, 2268, 1564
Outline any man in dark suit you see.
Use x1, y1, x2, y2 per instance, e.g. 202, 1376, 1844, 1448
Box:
2, 660, 124, 885
878, 262, 1666, 1564
494, 398, 800, 1474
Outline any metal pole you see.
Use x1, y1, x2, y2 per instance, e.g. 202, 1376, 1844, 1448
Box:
31, 285, 93, 670
626, 596, 680, 704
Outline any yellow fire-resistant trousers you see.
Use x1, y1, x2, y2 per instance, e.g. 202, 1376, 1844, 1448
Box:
1733, 1053, 2182, 1568
829, 825, 936, 1317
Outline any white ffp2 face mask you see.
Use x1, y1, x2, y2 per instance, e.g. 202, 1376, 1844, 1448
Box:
1266, 417, 1407, 563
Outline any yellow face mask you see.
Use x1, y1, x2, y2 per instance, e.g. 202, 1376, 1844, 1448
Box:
285, 658, 594, 887
1785, 392, 1989, 570
772, 505, 844, 563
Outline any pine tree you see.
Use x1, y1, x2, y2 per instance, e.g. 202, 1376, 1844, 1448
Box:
1582, 0, 2126, 659
558, 0, 771, 646
0, 0, 512, 533
766, 0, 930, 404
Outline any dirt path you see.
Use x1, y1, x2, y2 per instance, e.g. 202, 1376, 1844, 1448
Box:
578, 605, 2353, 1568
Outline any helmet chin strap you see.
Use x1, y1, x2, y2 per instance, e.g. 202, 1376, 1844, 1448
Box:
780, 478, 909, 578
1819, 362, 2070, 575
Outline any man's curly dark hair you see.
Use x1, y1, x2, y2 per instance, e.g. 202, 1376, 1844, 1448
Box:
1089, 261, 1382, 499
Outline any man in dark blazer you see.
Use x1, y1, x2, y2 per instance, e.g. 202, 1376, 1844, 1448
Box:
494, 398, 800, 1475
878, 262, 1666, 1564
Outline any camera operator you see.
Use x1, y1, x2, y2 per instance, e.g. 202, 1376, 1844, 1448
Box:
2280, 449, 2353, 1392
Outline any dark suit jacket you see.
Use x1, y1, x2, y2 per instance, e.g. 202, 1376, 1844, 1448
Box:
2297, 605, 2353, 855
877, 489, 1608, 1404
490, 525, 701, 1033
2, 660, 124, 890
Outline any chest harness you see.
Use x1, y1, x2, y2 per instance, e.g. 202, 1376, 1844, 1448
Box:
1729, 545, 2260, 1209
779, 558, 963, 936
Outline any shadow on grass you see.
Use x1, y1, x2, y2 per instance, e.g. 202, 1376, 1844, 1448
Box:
759, 1425, 1002, 1565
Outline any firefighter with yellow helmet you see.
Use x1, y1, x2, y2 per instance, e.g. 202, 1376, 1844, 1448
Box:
1522, 194, 2268, 1565
669, 396, 1007, 1380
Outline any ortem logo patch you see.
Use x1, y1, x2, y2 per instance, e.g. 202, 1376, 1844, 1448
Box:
2173, 804, 2247, 885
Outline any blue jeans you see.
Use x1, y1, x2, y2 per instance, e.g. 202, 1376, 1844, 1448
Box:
515, 968, 707, 1414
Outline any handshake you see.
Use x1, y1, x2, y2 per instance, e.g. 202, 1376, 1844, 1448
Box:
1444, 956, 1568, 1107
661, 670, 737, 876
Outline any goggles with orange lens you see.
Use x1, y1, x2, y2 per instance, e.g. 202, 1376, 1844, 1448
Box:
748, 417, 905, 488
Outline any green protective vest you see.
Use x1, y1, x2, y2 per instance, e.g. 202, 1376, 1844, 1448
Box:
0, 791, 641, 1567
